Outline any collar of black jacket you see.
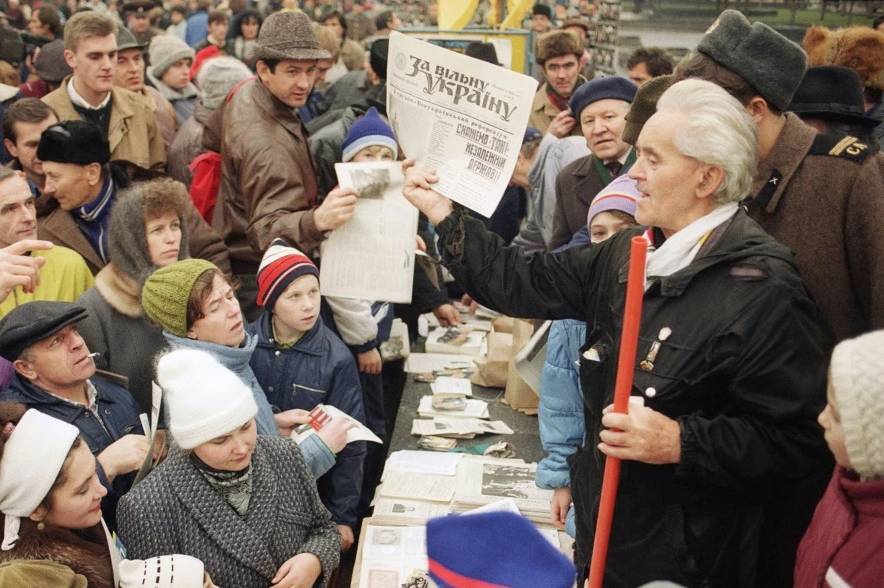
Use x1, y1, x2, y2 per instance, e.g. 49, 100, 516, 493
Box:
617, 210, 797, 297
252, 310, 325, 356
5, 372, 123, 408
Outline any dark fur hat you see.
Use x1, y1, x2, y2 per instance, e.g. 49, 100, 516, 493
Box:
535, 30, 582, 65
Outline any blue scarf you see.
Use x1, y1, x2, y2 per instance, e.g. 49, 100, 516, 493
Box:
74, 176, 114, 264
163, 331, 278, 437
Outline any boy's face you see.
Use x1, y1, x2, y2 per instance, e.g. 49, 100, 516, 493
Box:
209, 19, 228, 41
352, 145, 395, 162
273, 274, 320, 334
589, 211, 632, 244
818, 381, 850, 469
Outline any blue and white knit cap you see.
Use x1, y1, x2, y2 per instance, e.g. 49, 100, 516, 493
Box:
341, 107, 398, 162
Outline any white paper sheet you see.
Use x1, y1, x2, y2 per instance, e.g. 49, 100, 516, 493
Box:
357, 524, 428, 588
319, 161, 418, 303
387, 32, 537, 217
404, 353, 475, 373
418, 395, 490, 419
430, 376, 473, 396
377, 470, 457, 503
385, 450, 463, 476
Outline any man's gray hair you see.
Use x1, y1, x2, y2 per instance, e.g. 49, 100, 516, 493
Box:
656, 79, 758, 205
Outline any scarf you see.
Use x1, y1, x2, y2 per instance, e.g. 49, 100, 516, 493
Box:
163, 331, 278, 437
546, 83, 570, 112
146, 71, 199, 103
74, 176, 115, 264
644, 202, 739, 288
190, 453, 253, 515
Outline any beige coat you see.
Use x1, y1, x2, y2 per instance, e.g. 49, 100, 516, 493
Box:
43, 78, 166, 170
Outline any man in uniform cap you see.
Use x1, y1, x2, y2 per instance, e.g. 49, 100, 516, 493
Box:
212, 11, 361, 318
676, 9, 884, 585
35, 120, 230, 275
0, 300, 148, 530
121, 0, 160, 47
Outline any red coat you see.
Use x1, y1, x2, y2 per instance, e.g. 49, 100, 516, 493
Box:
795, 467, 884, 588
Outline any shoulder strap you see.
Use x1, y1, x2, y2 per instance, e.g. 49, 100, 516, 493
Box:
808, 131, 877, 164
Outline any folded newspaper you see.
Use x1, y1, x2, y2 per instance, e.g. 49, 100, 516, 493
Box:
418, 395, 490, 419
411, 417, 513, 438
291, 404, 382, 445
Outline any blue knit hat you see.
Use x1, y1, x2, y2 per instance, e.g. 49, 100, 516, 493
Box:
426, 512, 576, 588
568, 76, 637, 120
341, 107, 398, 162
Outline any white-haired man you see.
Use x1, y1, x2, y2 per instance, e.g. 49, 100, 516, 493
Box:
402, 79, 828, 587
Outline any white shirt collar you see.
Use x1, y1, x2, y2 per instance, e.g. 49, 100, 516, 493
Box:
67, 78, 111, 110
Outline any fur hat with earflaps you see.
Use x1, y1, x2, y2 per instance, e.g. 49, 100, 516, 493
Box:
255, 11, 330, 62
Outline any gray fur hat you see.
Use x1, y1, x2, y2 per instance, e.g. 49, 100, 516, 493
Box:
254, 11, 330, 62
109, 178, 190, 284
698, 9, 806, 111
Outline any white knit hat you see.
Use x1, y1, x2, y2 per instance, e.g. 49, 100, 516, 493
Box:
829, 329, 884, 479
149, 34, 196, 79
156, 349, 258, 449
0, 410, 80, 550
119, 555, 205, 587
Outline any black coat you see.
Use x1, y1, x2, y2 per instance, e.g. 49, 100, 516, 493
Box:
436, 209, 829, 587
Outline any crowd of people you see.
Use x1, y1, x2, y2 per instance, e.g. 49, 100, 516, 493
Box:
0, 0, 878, 586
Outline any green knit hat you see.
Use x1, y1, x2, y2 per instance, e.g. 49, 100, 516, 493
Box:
141, 258, 218, 337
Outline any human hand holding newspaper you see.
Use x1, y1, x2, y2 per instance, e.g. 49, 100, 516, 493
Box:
290, 404, 382, 452
401, 159, 453, 226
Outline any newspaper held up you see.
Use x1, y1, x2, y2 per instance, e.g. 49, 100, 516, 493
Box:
387, 31, 538, 217
319, 161, 418, 303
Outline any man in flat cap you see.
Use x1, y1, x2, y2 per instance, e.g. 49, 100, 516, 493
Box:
549, 76, 637, 249
210, 11, 360, 317
42, 11, 166, 171
0, 300, 148, 530
36, 120, 230, 275
676, 9, 884, 584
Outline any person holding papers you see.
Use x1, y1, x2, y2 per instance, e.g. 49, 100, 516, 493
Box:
249, 239, 367, 553
117, 349, 340, 588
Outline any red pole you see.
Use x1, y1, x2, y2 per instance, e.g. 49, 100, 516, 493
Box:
587, 236, 648, 588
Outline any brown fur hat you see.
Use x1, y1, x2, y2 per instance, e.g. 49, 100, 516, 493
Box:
803, 26, 884, 90
535, 30, 582, 65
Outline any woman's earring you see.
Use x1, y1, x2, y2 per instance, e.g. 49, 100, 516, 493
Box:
36, 522, 45, 531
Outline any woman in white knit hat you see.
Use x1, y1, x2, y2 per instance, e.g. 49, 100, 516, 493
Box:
0, 403, 118, 587
117, 349, 341, 588
0, 403, 216, 587
795, 330, 884, 588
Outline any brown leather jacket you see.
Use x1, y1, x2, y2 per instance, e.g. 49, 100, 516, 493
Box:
214, 79, 325, 274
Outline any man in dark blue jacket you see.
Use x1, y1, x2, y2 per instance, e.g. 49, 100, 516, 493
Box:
0, 301, 147, 531
248, 239, 366, 553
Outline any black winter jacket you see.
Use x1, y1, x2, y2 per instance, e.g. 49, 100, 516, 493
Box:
436, 209, 829, 587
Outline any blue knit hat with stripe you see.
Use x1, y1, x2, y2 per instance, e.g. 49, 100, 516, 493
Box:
341, 107, 398, 162
426, 511, 576, 588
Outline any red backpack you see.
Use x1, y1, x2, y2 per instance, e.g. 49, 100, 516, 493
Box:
187, 76, 255, 224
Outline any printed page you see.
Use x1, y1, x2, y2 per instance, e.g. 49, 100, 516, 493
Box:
320, 161, 418, 303
387, 32, 538, 217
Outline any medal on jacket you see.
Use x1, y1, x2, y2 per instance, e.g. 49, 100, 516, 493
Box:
639, 327, 671, 372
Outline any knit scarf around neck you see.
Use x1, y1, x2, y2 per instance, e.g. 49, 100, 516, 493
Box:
75, 176, 115, 264
546, 82, 570, 112
190, 452, 253, 515
162, 331, 278, 437
147, 71, 199, 103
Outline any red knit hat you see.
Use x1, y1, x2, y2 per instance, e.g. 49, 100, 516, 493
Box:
256, 239, 319, 309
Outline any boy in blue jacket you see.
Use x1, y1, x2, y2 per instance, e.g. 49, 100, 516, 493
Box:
248, 239, 366, 552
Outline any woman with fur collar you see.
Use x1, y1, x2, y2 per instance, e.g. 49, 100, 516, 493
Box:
0, 403, 118, 587
76, 178, 191, 413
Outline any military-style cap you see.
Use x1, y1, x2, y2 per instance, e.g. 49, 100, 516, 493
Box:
697, 9, 806, 111
121, 0, 155, 15
622, 74, 674, 145
0, 301, 89, 361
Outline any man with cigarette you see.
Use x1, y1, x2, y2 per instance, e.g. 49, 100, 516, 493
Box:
0, 300, 147, 531
402, 79, 828, 586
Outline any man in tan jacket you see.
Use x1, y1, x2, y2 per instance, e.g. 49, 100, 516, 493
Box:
529, 30, 586, 136
214, 11, 359, 317
42, 11, 165, 171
